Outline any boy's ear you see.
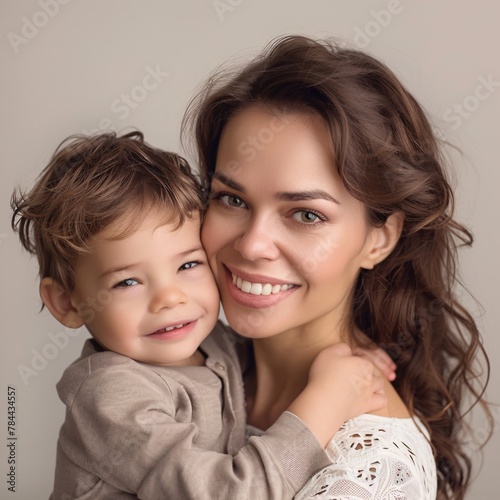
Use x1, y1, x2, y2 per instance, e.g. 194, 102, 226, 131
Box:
39, 278, 85, 329
360, 212, 404, 270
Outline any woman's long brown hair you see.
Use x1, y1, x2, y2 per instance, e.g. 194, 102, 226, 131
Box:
183, 35, 492, 499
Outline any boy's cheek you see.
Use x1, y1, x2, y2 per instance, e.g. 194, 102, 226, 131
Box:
76, 304, 96, 324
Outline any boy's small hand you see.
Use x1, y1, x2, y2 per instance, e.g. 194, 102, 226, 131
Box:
353, 342, 397, 381
287, 343, 388, 447
308, 343, 387, 422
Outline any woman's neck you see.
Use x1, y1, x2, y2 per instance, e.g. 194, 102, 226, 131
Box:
245, 322, 347, 430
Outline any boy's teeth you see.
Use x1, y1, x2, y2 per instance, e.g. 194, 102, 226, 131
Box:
231, 273, 294, 296
164, 323, 187, 332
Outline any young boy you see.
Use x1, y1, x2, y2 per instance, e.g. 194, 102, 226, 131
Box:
11, 131, 387, 499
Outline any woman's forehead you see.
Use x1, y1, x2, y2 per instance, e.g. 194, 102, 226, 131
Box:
217, 109, 334, 181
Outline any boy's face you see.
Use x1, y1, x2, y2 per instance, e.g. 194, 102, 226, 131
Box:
70, 211, 220, 366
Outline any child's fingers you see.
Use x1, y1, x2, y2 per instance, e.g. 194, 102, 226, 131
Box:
354, 347, 396, 381
353, 333, 397, 370
375, 348, 397, 371
348, 360, 382, 395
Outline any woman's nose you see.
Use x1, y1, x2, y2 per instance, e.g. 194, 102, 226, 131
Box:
149, 284, 188, 313
234, 216, 280, 261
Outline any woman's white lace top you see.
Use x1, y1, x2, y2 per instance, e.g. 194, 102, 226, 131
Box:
294, 414, 437, 499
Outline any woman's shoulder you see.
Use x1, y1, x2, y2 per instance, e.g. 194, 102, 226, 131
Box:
295, 414, 437, 500
330, 414, 432, 459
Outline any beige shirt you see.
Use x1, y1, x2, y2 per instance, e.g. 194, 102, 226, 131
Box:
50, 322, 330, 499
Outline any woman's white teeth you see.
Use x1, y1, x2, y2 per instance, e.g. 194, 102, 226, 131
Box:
232, 273, 293, 296
250, 283, 264, 295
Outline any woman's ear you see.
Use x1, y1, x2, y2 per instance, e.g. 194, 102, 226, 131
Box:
360, 212, 404, 270
39, 278, 85, 329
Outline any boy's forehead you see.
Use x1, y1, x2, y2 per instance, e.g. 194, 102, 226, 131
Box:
75, 212, 203, 272
99, 207, 202, 241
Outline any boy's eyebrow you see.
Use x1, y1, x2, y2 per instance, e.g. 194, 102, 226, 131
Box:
177, 245, 205, 257
99, 246, 205, 279
99, 264, 138, 280
213, 172, 340, 204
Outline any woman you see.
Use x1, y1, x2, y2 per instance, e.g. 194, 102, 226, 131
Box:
184, 35, 491, 499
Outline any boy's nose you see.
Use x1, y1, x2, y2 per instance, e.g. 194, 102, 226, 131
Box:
149, 285, 188, 313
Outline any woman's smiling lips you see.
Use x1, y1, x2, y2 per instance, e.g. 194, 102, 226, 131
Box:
146, 320, 198, 340
223, 264, 299, 308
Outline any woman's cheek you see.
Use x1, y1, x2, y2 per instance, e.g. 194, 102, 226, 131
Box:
202, 211, 224, 252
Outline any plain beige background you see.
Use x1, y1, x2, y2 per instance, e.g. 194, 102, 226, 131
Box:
1, 0, 498, 498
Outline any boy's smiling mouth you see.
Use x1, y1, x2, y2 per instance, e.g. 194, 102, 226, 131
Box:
152, 323, 190, 334
147, 320, 198, 340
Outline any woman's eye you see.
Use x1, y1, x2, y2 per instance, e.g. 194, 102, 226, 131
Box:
292, 210, 324, 224
179, 261, 202, 271
211, 191, 247, 209
114, 278, 139, 288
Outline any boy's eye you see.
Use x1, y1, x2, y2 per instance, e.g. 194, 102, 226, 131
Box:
114, 278, 139, 288
179, 261, 202, 271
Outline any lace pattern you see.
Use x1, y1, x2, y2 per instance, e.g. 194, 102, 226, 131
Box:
295, 414, 437, 500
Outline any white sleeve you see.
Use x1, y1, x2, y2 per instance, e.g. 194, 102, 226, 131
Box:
294, 415, 437, 500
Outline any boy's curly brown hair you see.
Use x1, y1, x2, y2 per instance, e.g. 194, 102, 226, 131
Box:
11, 131, 204, 292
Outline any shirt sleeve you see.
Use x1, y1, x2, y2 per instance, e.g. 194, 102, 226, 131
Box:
67, 364, 331, 500
293, 417, 436, 500
294, 456, 425, 500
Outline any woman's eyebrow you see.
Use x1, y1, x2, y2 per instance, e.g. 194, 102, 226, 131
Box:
276, 190, 341, 205
213, 171, 340, 204
212, 172, 245, 192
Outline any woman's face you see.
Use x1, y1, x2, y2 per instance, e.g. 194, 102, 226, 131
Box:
201, 106, 381, 341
